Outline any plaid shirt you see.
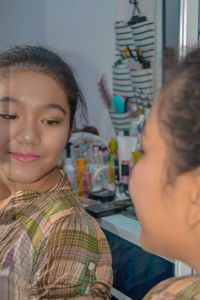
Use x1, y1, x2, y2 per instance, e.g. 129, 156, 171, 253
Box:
143, 276, 200, 300
0, 171, 113, 299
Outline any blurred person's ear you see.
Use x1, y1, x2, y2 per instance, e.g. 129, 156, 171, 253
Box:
186, 170, 200, 228
187, 191, 200, 227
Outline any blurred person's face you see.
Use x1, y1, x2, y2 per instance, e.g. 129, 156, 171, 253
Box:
0, 69, 71, 192
129, 100, 198, 261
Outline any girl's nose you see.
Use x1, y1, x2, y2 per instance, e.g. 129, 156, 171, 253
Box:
15, 119, 41, 145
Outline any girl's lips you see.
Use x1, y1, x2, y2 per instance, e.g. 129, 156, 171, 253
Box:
11, 152, 41, 162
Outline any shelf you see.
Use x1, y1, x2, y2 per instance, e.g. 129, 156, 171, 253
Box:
99, 213, 140, 247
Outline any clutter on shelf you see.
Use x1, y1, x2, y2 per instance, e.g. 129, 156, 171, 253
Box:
61, 130, 143, 202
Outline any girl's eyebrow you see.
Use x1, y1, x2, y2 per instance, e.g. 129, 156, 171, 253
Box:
41, 104, 67, 115
0, 96, 67, 115
0, 96, 19, 104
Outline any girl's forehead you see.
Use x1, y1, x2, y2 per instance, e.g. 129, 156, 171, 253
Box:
0, 67, 68, 97
0, 69, 70, 110
0, 69, 60, 91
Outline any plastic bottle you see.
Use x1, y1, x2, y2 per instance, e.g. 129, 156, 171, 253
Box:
120, 160, 130, 184
119, 160, 130, 194
108, 138, 117, 186
114, 157, 119, 183
132, 135, 143, 167
63, 158, 75, 189
76, 158, 87, 197
93, 146, 100, 164
83, 171, 92, 197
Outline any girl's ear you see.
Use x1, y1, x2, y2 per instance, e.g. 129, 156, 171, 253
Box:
187, 191, 200, 228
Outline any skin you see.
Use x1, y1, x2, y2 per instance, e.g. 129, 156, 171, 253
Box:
0, 69, 72, 195
0, 174, 11, 201
129, 99, 200, 273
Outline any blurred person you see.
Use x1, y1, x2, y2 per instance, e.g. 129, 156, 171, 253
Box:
129, 46, 200, 299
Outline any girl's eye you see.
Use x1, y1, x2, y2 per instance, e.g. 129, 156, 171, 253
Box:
0, 114, 18, 120
42, 120, 59, 125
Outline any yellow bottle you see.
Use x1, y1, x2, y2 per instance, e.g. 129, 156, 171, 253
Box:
108, 138, 117, 186
76, 158, 87, 197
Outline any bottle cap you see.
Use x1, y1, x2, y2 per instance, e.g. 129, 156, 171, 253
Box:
65, 158, 73, 165
121, 160, 129, 165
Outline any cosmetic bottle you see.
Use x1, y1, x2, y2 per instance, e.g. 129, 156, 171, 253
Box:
120, 160, 130, 184
108, 138, 118, 186
83, 171, 92, 197
64, 158, 75, 189
76, 158, 87, 197
119, 160, 130, 194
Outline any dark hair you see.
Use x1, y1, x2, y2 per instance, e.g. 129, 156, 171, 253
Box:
158, 46, 200, 176
81, 126, 99, 136
0, 45, 88, 128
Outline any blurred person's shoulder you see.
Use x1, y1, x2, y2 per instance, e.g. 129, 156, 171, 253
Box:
143, 275, 200, 299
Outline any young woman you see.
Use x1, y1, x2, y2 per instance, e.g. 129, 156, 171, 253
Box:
0, 46, 113, 299
129, 47, 200, 299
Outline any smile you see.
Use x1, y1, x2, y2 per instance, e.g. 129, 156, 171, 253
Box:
10, 152, 41, 162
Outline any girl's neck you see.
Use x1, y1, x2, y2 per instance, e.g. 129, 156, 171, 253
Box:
0, 179, 11, 201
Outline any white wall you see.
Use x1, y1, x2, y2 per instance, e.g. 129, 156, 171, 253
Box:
0, 0, 156, 139
0, 0, 46, 46
44, 0, 116, 133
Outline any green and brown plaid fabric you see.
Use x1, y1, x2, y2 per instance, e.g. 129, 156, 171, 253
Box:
0, 170, 113, 299
143, 276, 200, 300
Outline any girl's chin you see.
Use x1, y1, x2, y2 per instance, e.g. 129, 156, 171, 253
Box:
7, 177, 41, 186
5, 172, 45, 185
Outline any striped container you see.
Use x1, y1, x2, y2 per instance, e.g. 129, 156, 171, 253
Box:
113, 64, 134, 98
130, 68, 153, 99
131, 20, 155, 62
115, 21, 137, 59
109, 112, 132, 135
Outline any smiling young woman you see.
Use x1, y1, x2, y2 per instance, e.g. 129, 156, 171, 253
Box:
0, 46, 113, 300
